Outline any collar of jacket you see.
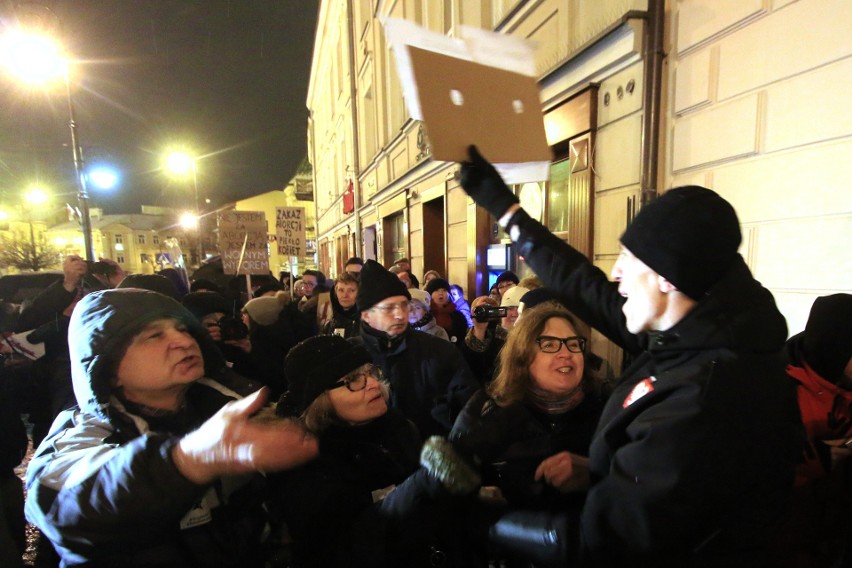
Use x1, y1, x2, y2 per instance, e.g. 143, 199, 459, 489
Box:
360, 321, 408, 353
411, 312, 435, 330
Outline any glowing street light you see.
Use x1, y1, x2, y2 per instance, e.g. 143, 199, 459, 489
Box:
24, 186, 50, 206
1, 28, 95, 261
179, 212, 199, 230
164, 150, 203, 265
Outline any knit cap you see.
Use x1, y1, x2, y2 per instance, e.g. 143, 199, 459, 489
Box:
501, 286, 530, 308
181, 291, 231, 321
242, 294, 284, 326
408, 288, 432, 310
620, 186, 741, 300
802, 294, 852, 383
279, 335, 373, 416
424, 278, 451, 295
495, 270, 519, 286
117, 274, 180, 300
356, 260, 411, 311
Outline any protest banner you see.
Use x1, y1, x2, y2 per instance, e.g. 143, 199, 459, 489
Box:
275, 206, 306, 258
218, 211, 270, 274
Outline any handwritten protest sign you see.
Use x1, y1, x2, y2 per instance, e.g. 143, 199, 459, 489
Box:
218, 211, 269, 274
275, 207, 306, 258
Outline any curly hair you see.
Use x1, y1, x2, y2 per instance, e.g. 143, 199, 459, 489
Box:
487, 302, 589, 406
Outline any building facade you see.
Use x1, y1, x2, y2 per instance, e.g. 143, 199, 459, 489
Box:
307, 0, 851, 368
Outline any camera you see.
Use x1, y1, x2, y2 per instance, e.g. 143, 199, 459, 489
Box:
473, 305, 508, 323
217, 315, 248, 341
87, 260, 118, 277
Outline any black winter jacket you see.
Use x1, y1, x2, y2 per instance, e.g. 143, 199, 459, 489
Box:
502, 209, 803, 567
351, 324, 478, 439
451, 387, 606, 511
24, 289, 269, 567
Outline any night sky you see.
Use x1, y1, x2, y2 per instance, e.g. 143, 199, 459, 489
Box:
0, 0, 319, 214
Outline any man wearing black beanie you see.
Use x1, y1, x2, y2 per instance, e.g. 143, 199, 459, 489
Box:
458, 146, 802, 566
350, 260, 477, 439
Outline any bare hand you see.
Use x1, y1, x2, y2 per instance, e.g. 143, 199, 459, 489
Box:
62, 255, 87, 291
172, 387, 319, 484
534, 451, 589, 493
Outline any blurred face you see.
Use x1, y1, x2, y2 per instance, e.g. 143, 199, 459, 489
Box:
335, 282, 358, 309
361, 295, 410, 337
529, 317, 585, 395
431, 288, 450, 306
345, 263, 362, 274
327, 364, 388, 424
397, 271, 413, 289
396, 261, 411, 272
200, 312, 226, 342
301, 275, 318, 296
489, 286, 501, 302
408, 301, 427, 324
424, 272, 438, 285
115, 318, 204, 410
611, 246, 668, 334
496, 280, 515, 298
449, 288, 462, 303
502, 306, 519, 330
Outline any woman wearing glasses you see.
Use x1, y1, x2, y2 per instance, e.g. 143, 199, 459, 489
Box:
450, 303, 610, 512
270, 335, 474, 567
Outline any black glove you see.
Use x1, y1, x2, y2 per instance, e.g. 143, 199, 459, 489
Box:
459, 145, 519, 220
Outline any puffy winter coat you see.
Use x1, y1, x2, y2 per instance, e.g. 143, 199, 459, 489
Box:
25, 289, 269, 567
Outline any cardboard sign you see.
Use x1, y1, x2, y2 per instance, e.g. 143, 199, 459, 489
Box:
407, 45, 550, 164
217, 211, 269, 275
383, 17, 550, 182
275, 207, 306, 257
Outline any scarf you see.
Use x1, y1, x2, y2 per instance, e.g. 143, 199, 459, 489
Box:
431, 301, 456, 333
526, 381, 585, 415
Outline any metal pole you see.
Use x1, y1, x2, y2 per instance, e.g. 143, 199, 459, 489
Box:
65, 66, 94, 261
192, 160, 202, 267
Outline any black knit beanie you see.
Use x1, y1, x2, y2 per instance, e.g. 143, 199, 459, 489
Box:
620, 186, 741, 300
279, 335, 373, 416
181, 291, 231, 320
424, 278, 451, 295
356, 260, 411, 311
117, 274, 180, 300
802, 294, 852, 383
495, 270, 519, 286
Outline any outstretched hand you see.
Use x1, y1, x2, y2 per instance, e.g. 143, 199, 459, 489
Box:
173, 387, 319, 484
459, 145, 519, 220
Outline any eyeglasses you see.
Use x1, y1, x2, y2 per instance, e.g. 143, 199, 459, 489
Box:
371, 301, 410, 314
497, 281, 515, 291
333, 365, 384, 392
535, 335, 586, 354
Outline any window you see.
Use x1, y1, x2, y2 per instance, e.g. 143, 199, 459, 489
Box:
140, 253, 149, 263
137, 234, 146, 245
153, 235, 159, 245
116, 254, 125, 264
114, 234, 123, 244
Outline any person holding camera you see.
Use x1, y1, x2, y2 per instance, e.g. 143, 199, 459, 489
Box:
461, 296, 508, 386
15, 255, 122, 445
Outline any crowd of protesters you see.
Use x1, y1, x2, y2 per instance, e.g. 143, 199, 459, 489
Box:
0, 148, 849, 567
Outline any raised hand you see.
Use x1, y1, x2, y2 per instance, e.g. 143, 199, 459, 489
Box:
459, 145, 519, 220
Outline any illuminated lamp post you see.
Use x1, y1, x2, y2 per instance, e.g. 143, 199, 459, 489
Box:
0, 29, 95, 261
165, 150, 203, 266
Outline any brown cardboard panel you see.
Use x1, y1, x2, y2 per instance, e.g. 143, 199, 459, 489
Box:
408, 46, 550, 164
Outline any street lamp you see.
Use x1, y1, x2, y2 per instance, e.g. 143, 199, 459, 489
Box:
164, 150, 202, 265
0, 29, 95, 261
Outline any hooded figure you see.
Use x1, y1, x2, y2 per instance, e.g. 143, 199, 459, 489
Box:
24, 289, 317, 566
